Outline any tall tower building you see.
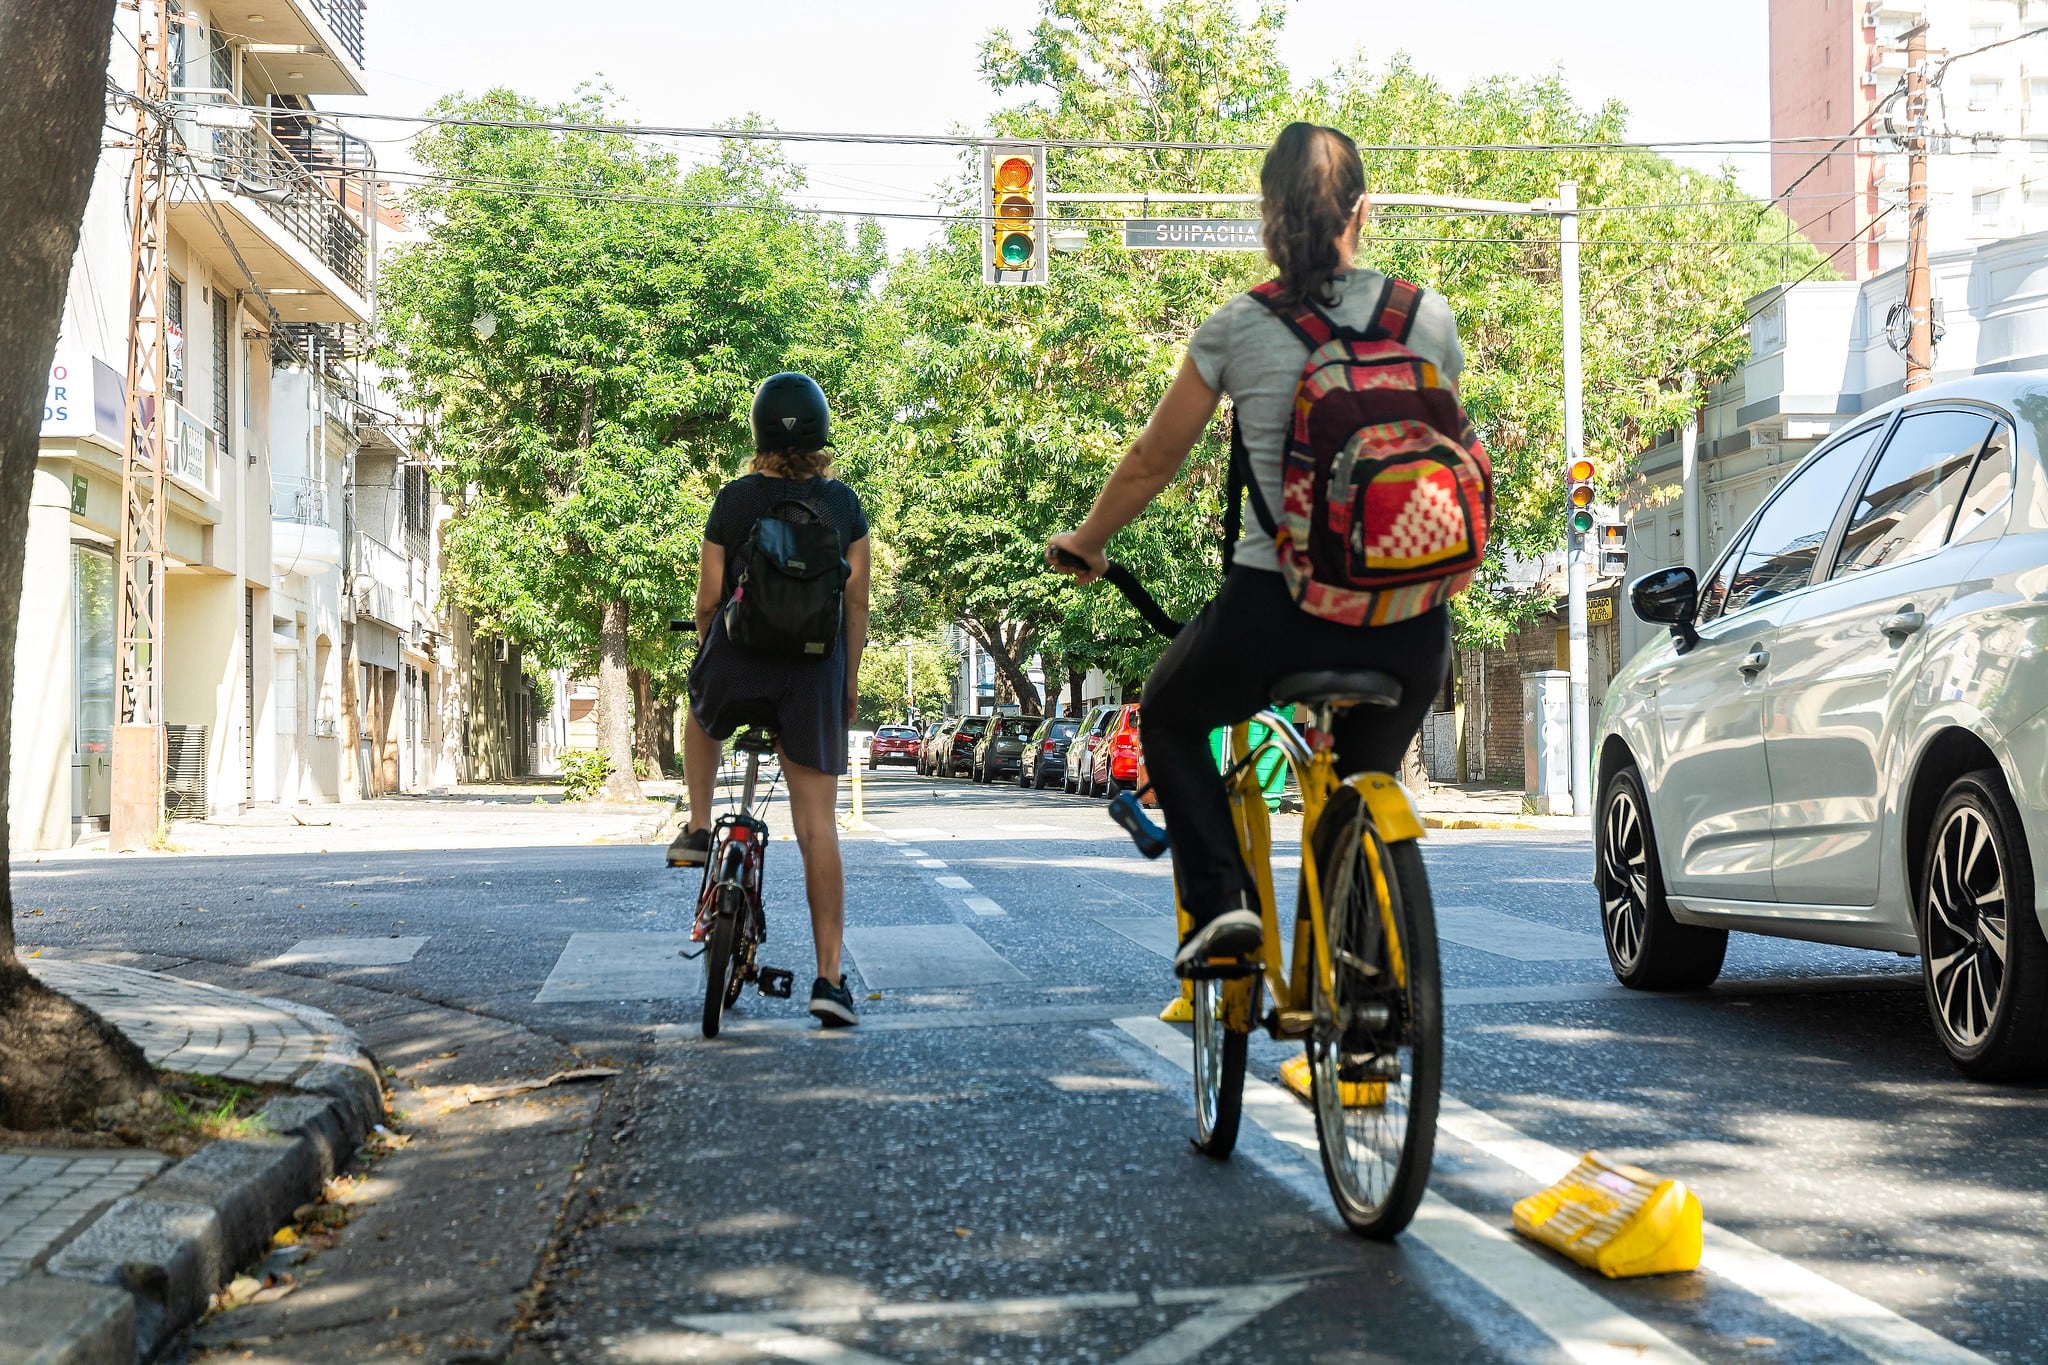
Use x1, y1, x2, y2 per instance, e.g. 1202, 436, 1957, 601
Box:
1771, 0, 2048, 278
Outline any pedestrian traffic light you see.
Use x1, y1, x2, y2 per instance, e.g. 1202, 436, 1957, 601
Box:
982, 143, 1047, 286
1567, 457, 1597, 537
1597, 521, 1628, 577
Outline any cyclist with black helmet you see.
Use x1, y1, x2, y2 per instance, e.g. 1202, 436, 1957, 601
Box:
667, 373, 871, 1027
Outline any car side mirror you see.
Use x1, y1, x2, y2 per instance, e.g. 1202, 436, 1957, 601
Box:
1631, 566, 1700, 653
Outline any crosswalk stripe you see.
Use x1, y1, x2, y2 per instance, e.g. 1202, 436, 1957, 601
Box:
962, 895, 1005, 917
535, 932, 699, 1004
1435, 905, 1607, 961
266, 936, 427, 967
843, 924, 1023, 989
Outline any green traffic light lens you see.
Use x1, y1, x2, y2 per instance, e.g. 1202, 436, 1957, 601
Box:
1570, 509, 1596, 534
999, 231, 1034, 266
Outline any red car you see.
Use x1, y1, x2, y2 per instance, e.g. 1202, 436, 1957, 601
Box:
1094, 704, 1142, 798
867, 724, 921, 769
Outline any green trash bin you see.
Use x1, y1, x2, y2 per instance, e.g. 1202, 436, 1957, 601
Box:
1210, 719, 1290, 812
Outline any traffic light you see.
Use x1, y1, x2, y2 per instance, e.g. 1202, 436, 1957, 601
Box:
1597, 522, 1628, 577
1567, 457, 1597, 537
982, 143, 1047, 286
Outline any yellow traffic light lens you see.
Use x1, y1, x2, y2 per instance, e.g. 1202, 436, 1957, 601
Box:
995, 156, 1034, 194
1568, 458, 1595, 483
999, 231, 1034, 266
997, 193, 1032, 225
1569, 485, 1596, 508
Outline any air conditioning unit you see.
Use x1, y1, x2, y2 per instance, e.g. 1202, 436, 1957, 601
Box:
1861, 8, 1879, 27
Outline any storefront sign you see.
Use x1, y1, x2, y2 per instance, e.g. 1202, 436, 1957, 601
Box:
42, 351, 125, 451
70, 474, 89, 516
1588, 596, 1615, 625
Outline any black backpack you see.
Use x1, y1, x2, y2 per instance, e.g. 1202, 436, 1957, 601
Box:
722, 494, 848, 660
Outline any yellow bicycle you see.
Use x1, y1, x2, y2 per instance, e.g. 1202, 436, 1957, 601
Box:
1074, 556, 1442, 1240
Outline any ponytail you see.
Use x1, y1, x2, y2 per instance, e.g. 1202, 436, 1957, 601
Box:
1259, 122, 1367, 310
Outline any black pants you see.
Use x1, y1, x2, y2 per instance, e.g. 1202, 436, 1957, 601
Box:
1140, 568, 1451, 926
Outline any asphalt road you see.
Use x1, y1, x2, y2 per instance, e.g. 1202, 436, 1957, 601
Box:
14, 766, 2047, 1364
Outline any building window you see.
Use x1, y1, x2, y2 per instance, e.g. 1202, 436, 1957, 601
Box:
1969, 25, 2003, 49
166, 276, 185, 402
211, 291, 230, 458
1970, 78, 2004, 111
1975, 188, 2006, 215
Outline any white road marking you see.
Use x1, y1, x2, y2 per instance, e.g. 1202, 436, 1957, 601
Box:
1113, 1015, 1702, 1365
652, 1283, 1306, 1365
994, 822, 1061, 832
934, 875, 974, 890
265, 935, 426, 967
871, 825, 951, 840
1445, 973, 1920, 1009
1435, 905, 1608, 961
916, 859, 947, 869
1095, 915, 1177, 959
1434, 1098, 1997, 1365
898, 849, 928, 858
843, 923, 1023, 989
534, 932, 699, 1004
962, 895, 1006, 917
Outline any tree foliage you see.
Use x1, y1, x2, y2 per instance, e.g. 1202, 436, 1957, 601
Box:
378, 89, 883, 794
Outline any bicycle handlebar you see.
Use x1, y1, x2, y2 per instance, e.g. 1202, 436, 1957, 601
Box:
1050, 548, 1183, 640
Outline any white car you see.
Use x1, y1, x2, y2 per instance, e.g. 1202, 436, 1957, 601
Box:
1596, 373, 2048, 1079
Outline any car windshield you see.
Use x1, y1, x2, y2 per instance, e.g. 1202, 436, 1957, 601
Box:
878, 727, 916, 739
1051, 720, 1078, 738
1001, 719, 1037, 739
957, 717, 988, 736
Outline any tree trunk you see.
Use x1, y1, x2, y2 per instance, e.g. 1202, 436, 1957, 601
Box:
629, 666, 660, 776
967, 616, 1041, 713
1400, 733, 1431, 796
0, 0, 157, 1118
1068, 668, 1084, 718
593, 598, 641, 801
653, 697, 678, 776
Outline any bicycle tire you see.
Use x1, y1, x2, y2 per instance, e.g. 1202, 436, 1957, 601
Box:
1307, 785, 1440, 1240
1191, 976, 1250, 1157
701, 907, 738, 1039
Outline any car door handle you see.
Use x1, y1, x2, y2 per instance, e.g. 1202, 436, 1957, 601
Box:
1738, 647, 1770, 677
1880, 608, 1926, 641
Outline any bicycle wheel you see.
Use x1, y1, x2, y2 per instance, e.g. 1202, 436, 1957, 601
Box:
701, 904, 739, 1038
1191, 975, 1251, 1157
1306, 785, 1441, 1239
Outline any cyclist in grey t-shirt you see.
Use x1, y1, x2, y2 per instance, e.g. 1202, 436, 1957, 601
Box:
1050, 123, 1467, 978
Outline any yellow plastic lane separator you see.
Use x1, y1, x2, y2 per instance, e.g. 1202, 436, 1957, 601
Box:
1277, 1052, 1385, 1108
837, 768, 868, 831
1511, 1150, 1703, 1278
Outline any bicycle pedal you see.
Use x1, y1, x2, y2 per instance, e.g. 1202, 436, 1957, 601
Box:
1339, 1053, 1403, 1083
756, 968, 795, 999
1175, 957, 1260, 981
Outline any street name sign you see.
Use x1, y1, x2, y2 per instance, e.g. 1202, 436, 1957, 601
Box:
1123, 218, 1263, 251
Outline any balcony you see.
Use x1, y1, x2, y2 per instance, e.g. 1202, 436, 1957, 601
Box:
353, 533, 409, 626
171, 108, 373, 325
234, 0, 366, 95
272, 475, 342, 575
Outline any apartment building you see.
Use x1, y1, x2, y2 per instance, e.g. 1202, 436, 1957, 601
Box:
1773, 0, 2048, 277
12, 1, 535, 851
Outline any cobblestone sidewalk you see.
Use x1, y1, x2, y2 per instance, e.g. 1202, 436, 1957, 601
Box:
2, 958, 358, 1289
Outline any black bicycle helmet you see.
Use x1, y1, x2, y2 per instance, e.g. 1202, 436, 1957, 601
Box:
750, 372, 831, 452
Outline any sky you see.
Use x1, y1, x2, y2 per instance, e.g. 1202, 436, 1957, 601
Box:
332, 0, 1774, 253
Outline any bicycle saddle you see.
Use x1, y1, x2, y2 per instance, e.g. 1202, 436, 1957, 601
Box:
731, 726, 779, 754
1269, 669, 1403, 710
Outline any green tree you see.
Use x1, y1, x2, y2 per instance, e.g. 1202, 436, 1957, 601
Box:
855, 632, 956, 729
379, 90, 883, 798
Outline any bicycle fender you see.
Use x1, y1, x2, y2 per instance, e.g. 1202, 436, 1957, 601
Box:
1348, 773, 1425, 844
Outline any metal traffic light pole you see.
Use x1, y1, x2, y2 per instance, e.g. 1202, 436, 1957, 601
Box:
1038, 176, 1593, 813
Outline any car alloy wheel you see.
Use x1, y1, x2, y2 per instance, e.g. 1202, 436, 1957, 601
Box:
1925, 800, 2010, 1052
1600, 781, 1652, 973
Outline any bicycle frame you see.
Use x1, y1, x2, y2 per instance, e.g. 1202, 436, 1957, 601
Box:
1182, 709, 1428, 1036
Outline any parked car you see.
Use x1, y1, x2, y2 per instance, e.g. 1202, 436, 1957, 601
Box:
849, 729, 874, 768
867, 724, 921, 769
1063, 705, 1117, 794
918, 719, 958, 776
971, 714, 1043, 783
1095, 704, 1143, 798
942, 714, 991, 776
1021, 715, 1082, 788
1598, 373, 2048, 1079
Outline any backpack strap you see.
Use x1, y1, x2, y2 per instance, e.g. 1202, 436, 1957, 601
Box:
1373, 278, 1423, 343
1247, 279, 1336, 351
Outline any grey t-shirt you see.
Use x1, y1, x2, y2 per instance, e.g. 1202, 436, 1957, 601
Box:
1186, 269, 1467, 574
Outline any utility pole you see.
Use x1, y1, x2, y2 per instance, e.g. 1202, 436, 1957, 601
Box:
112, 0, 176, 851
1560, 181, 1591, 819
1903, 21, 1934, 391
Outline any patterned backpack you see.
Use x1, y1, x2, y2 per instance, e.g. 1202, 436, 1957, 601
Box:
1227, 277, 1492, 626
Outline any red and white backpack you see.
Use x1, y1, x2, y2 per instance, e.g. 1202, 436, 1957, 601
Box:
1227, 277, 1492, 626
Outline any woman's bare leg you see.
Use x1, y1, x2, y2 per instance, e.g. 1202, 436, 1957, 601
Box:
684, 711, 721, 835
779, 755, 844, 982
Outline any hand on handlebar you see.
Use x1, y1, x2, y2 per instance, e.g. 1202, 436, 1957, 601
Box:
1046, 532, 1107, 585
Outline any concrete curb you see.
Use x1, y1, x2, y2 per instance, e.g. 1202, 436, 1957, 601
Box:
1422, 814, 1544, 831
18, 1001, 382, 1364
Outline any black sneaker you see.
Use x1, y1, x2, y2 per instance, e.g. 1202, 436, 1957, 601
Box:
666, 826, 711, 868
1173, 904, 1263, 979
809, 975, 858, 1027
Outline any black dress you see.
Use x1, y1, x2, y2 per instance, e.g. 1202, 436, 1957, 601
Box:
686, 473, 869, 775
